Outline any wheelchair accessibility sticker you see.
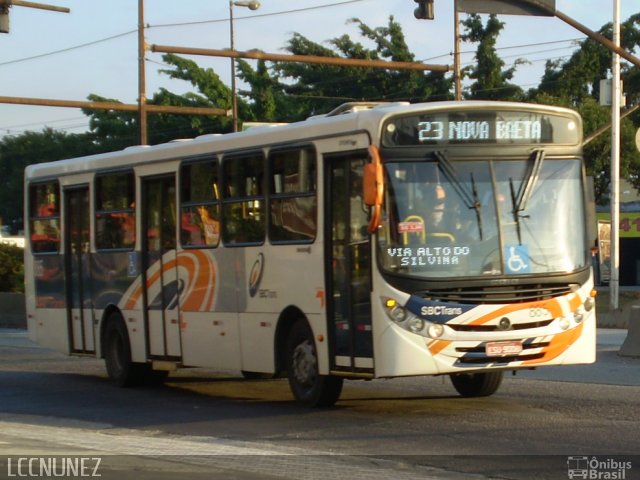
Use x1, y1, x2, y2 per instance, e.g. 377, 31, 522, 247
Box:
505, 245, 531, 274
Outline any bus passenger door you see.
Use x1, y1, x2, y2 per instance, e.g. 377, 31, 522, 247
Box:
326, 153, 373, 374
64, 186, 94, 353
142, 175, 182, 359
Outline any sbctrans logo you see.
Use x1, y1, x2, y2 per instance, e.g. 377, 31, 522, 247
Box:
567, 456, 632, 479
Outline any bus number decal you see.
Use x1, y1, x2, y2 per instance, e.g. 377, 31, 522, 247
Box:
529, 306, 549, 318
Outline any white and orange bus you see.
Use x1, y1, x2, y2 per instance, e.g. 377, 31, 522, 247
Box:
24, 101, 597, 406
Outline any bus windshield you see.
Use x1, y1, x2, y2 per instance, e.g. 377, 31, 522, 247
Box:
378, 157, 588, 278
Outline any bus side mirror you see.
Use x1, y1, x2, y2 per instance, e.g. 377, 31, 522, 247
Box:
364, 145, 384, 233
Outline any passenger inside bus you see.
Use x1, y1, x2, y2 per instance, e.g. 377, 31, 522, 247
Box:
402, 183, 456, 245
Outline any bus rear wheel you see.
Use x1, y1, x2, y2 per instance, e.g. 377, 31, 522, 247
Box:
286, 320, 343, 407
450, 371, 503, 397
103, 313, 146, 387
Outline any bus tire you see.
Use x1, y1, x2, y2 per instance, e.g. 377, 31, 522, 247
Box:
450, 371, 503, 397
286, 320, 343, 407
103, 313, 145, 387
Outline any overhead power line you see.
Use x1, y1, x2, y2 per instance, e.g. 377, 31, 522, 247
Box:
0, 29, 137, 66
149, 0, 368, 29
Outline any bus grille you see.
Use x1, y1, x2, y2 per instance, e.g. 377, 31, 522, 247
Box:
420, 283, 575, 305
447, 319, 553, 332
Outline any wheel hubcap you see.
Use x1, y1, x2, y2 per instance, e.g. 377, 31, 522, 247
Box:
292, 340, 316, 386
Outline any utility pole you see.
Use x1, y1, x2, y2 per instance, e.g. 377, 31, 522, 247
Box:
610, 0, 621, 310
138, 0, 148, 145
453, 0, 462, 101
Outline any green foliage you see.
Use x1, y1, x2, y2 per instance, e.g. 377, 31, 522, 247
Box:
528, 13, 640, 204
461, 14, 525, 101
0, 243, 24, 293
0, 128, 98, 225
269, 16, 452, 120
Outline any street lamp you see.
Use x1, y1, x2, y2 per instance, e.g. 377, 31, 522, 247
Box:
229, 0, 260, 132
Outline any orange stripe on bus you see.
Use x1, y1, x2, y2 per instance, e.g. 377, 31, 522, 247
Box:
124, 250, 217, 312
427, 340, 452, 356
522, 323, 584, 366
468, 297, 564, 327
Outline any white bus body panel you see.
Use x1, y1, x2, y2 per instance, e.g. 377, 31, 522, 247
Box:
180, 312, 241, 370
372, 272, 596, 377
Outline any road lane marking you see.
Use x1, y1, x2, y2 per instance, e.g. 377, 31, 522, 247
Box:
0, 419, 466, 479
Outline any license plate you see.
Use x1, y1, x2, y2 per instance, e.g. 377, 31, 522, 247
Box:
485, 341, 523, 357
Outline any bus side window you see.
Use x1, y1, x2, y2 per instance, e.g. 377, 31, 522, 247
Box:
95, 171, 135, 250
180, 159, 221, 247
268, 146, 317, 243
29, 182, 61, 253
222, 152, 265, 245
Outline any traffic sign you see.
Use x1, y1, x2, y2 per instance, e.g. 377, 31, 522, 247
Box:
456, 0, 555, 16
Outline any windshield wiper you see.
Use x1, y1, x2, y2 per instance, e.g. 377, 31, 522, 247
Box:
509, 149, 545, 244
433, 151, 483, 239
516, 149, 545, 214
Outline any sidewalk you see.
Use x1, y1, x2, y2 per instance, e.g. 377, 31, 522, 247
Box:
595, 287, 640, 329
516, 328, 640, 386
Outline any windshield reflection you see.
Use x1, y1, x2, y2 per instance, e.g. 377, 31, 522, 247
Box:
377, 158, 587, 278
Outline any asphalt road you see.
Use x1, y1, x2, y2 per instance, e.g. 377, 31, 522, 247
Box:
1, 328, 639, 480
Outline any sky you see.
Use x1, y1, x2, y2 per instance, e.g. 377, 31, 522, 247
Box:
0, 0, 637, 140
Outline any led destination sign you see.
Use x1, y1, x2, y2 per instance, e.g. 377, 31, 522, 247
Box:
417, 119, 542, 142
383, 110, 580, 146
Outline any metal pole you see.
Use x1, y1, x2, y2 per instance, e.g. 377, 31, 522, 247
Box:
138, 0, 148, 145
151, 45, 449, 72
0, 95, 228, 115
454, 0, 462, 101
610, 0, 621, 309
9, 0, 69, 13
512, 0, 640, 69
229, 1, 238, 132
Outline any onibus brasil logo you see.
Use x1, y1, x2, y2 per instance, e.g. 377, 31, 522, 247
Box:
567, 456, 632, 479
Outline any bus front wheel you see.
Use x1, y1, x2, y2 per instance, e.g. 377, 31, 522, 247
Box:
286, 320, 343, 407
104, 313, 145, 387
450, 371, 503, 397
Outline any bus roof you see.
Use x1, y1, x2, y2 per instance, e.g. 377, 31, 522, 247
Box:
24, 101, 580, 181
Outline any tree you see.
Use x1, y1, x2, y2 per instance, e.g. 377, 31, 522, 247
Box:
237, 59, 279, 122
461, 14, 525, 100
530, 13, 640, 203
268, 16, 452, 121
0, 128, 96, 226
83, 54, 236, 151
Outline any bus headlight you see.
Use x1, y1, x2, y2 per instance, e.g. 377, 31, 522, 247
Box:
584, 297, 595, 312
427, 324, 444, 338
409, 317, 425, 333
381, 296, 446, 339
559, 317, 571, 331
383, 297, 407, 323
